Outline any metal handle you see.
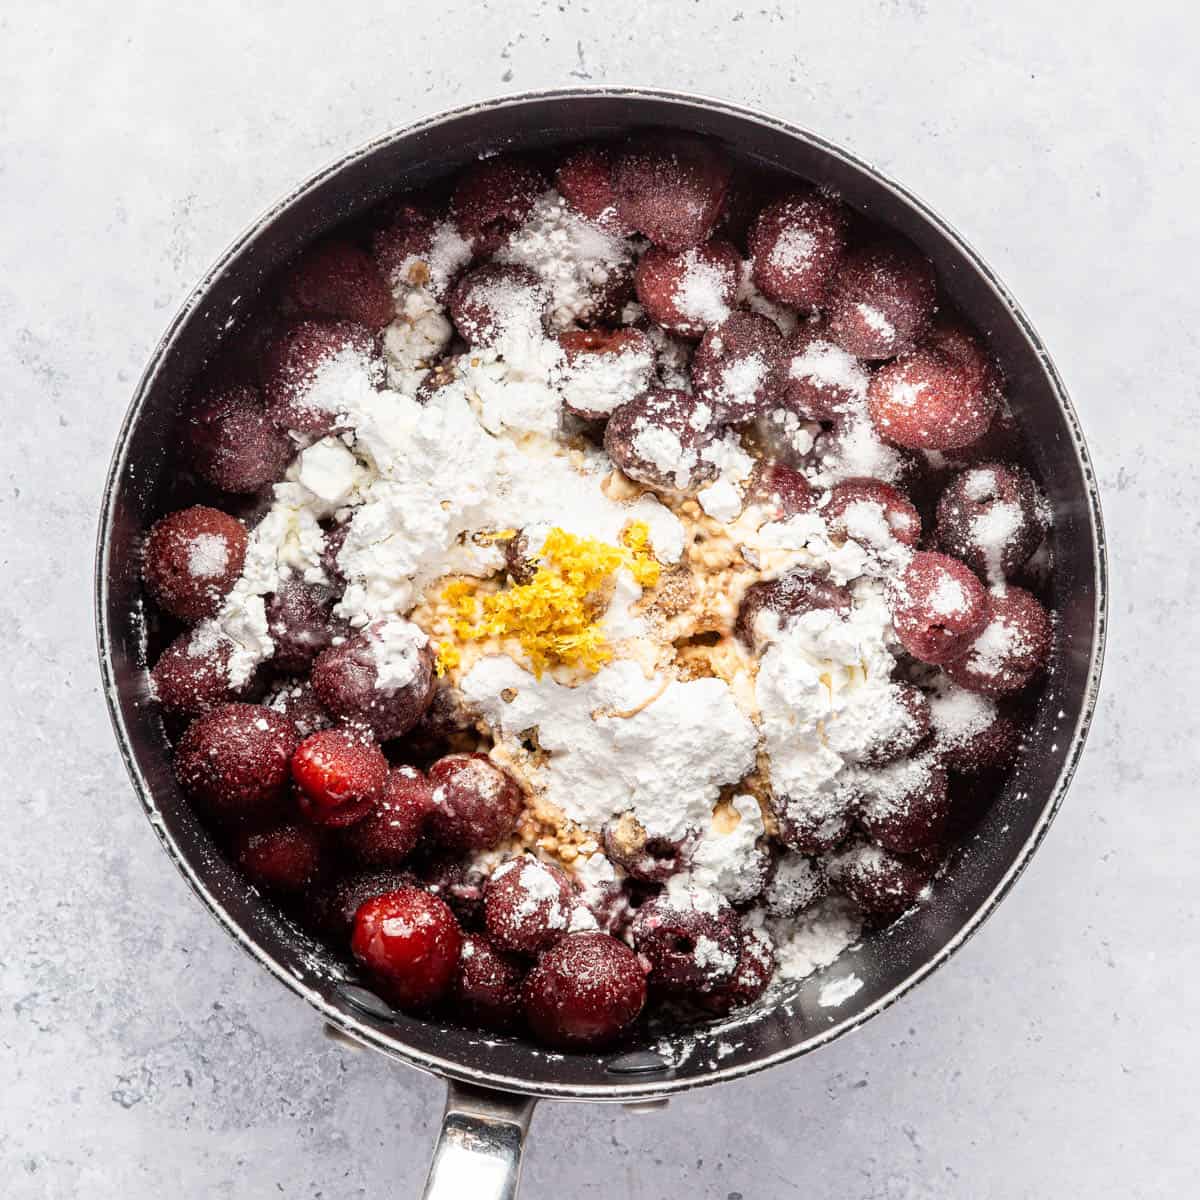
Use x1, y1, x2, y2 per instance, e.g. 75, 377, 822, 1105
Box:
421, 1081, 537, 1200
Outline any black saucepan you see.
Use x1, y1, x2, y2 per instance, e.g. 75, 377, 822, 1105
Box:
95, 89, 1107, 1198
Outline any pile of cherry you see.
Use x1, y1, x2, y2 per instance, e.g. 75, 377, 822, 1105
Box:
139, 134, 1053, 1050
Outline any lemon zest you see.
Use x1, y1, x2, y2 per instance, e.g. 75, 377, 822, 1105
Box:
441, 523, 660, 677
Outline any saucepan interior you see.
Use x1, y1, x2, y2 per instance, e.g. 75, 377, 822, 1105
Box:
96, 88, 1106, 1101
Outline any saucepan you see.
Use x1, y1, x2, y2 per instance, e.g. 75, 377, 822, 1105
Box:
95, 88, 1107, 1198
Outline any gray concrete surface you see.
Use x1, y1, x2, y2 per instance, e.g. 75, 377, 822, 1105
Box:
2, 1, 1194, 1195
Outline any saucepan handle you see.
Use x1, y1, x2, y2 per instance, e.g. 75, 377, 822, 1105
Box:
421, 1080, 537, 1200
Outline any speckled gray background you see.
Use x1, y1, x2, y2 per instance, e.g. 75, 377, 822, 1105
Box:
2, 1, 1192, 1196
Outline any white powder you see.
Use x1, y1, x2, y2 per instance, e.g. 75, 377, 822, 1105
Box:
499, 856, 570, 928
787, 338, 869, 408
385, 218, 473, 301
187, 534, 229, 580
856, 303, 895, 341
633, 421, 696, 491
959, 608, 1026, 678
693, 934, 738, 975
688, 794, 767, 904
497, 191, 632, 330
973, 500, 1023, 586
818, 973, 864, 1008
639, 320, 694, 390
755, 587, 901, 804
672, 249, 732, 327
206, 480, 329, 686
460, 656, 758, 841
929, 574, 968, 616
762, 852, 824, 917
768, 227, 816, 271
962, 467, 999, 502
368, 617, 428, 690
296, 437, 361, 505
382, 289, 454, 394
735, 259, 798, 337
697, 477, 743, 523
928, 678, 997, 752
769, 896, 862, 980
719, 354, 768, 411
554, 341, 654, 419
285, 344, 385, 424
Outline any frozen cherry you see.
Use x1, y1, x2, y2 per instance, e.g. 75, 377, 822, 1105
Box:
308, 867, 415, 941
415, 854, 490, 931
292, 726, 389, 827
235, 823, 323, 893
734, 570, 851, 650
868, 349, 997, 451
281, 240, 394, 330
770, 786, 856, 854
781, 321, 871, 421
826, 240, 937, 360
634, 238, 740, 338
762, 852, 827, 918
854, 754, 950, 853
923, 311, 1004, 399
824, 477, 922, 548
263, 678, 333, 738
186, 384, 293, 494
603, 387, 722, 494
453, 933, 527, 1031
696, 927, 776, 1016
310, 625, 436, 741
351, 887, 462, 1009
944, 585, 1052, 696
555, 144, 632, 234
174, 703, 298, 825
265, 580, 346, 672
523, 931, 647, 1048
371, 200, 436, 284
715, 170, 763, 249
611, 136, 732, 251
943, 402, 1024, 470
260, 318, 380, 438
631, 885, 742, 995
748, 189, 850, 309
930, 683, 1023, 774
691, 311, 786, 422
744, 461, 816, 518
447, 262, 548, 344
603, 812, 696, 882
339, 765, 432, 865
143, 505, 246, 622
828, 840, 931, 915
936, 463, 1048, 581
890, 550, 990, 666
427, 753, 524, 851
451, 155, 545, 254
151, 629, 245, 717
557, 328, 655, 421
484, 856, 574, 955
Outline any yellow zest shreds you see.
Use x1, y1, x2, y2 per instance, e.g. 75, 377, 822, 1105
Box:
434, 641, 461, 676
620, 521, 662, 588
441, 524, 660, 677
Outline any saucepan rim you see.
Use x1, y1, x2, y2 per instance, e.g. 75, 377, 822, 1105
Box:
95, 85, 1108, 1101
